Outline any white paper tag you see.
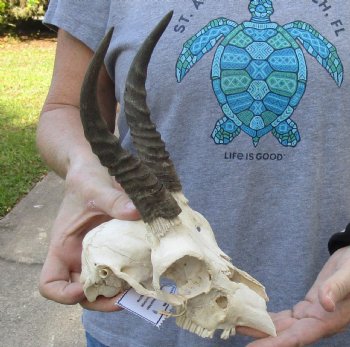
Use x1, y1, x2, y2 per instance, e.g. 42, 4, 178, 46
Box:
116, 285, 177, 328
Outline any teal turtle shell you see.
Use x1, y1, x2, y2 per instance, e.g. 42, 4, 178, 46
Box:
211, 22, 306, 146
176, 10, 343, 147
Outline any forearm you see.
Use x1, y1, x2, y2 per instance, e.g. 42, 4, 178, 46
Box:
36, 29, 116, 178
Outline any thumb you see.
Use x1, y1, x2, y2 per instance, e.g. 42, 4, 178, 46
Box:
319, 266, 350, 312
94, 187, 141, 221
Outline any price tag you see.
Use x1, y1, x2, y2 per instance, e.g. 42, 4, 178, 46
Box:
116, 285, 177, 328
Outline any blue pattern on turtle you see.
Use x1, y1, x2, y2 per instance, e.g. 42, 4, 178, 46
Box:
176, 0, 344, 147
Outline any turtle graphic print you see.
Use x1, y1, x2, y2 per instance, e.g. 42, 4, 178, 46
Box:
176, 0, 344, 147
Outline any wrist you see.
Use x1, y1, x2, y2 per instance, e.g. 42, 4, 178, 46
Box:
67, 147, 102, 173
37, 105, 105, 178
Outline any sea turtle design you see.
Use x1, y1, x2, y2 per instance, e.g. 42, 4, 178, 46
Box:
176, 0, 343, 147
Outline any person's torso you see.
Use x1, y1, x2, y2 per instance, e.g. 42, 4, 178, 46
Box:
83, 1, 350, 345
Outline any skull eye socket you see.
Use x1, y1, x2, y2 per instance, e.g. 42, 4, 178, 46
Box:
215, 295, 228, 309
161, 256, 211, 297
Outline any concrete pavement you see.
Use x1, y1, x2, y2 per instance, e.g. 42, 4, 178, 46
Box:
0, 172, 85, 346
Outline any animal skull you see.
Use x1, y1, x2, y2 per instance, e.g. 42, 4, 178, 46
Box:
79, 12, 276, 339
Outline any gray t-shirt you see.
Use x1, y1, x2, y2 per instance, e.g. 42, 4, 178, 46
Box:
44, 1, 350, 346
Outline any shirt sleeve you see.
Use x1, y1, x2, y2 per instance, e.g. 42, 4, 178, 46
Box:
43, 0, 111, 51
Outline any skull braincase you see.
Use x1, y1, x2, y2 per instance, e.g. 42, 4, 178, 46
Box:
81, 219, 153, 302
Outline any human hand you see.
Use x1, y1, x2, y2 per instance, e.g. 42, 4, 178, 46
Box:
39, 161, 141, 311
246, 246, 350, 346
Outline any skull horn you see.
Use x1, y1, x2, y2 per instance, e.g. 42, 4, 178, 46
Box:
80, 17, 181, 224
124, 11, 182, 193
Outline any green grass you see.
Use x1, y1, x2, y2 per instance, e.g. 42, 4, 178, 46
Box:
0, 37, 56, 217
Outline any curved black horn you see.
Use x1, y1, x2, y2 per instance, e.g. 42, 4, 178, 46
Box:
124, 11, 182, 193
80, 24, 181, 223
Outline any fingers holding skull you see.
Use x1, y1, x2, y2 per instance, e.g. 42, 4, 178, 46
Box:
39, 163, 140, 308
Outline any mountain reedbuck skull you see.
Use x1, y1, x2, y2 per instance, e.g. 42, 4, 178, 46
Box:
79, 12, 276, 339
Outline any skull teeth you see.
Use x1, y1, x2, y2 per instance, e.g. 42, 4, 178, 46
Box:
176, 316, 214, 338
220, 328, 236, 340
176, 316, 236, 339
